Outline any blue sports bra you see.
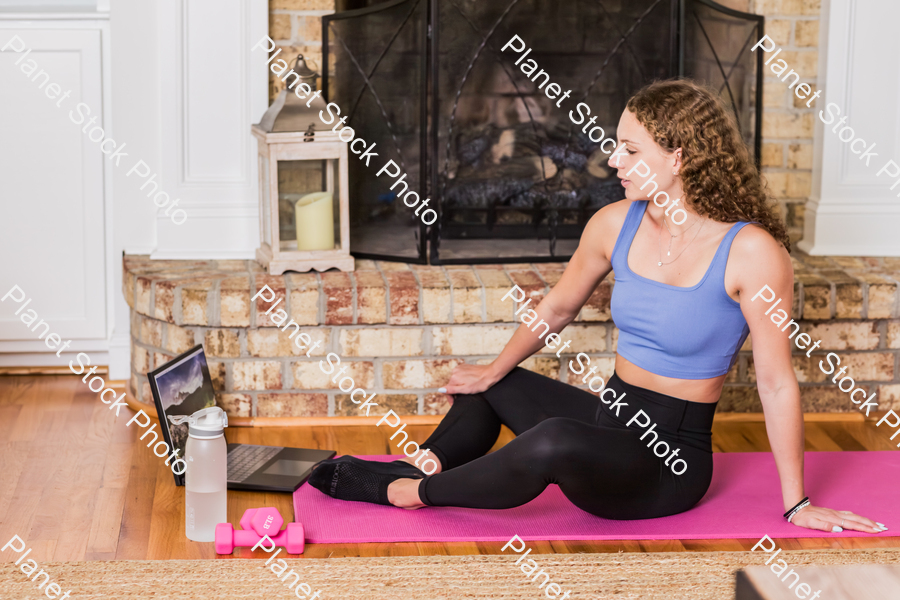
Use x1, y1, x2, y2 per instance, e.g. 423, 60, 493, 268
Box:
610, 201, 752, 380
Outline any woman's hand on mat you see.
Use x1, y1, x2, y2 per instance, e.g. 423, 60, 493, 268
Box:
441, 363, 504, 395
790, 506, 887, 534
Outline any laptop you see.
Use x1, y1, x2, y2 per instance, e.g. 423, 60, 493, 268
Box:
147, 344, 335, 492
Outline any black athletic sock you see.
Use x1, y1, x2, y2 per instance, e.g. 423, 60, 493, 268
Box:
390, 459, 422, 472
307, 456, 425, 505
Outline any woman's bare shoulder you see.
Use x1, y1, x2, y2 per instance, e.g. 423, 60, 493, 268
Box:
582, 199, 635, 259
585, 199, 634, 236
730, 222, 793, 278
595, 198, 634, 222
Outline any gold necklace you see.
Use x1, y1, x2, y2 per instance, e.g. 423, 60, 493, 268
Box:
657, 216, 705, 267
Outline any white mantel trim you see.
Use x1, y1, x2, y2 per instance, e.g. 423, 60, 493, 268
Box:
151, 0, 268, 260
801, 0, 900, 256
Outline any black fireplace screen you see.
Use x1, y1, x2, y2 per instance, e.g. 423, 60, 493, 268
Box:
323, 0, 763, 264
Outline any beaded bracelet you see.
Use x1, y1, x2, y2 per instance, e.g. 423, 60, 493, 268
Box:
785, 497, 811, 523
787, 500, 810, 523
783, 496, 809, 518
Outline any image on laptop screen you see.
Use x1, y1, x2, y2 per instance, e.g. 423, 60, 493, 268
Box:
148, 344, 216, 485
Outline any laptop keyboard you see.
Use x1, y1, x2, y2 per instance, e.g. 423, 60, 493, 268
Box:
227, 445, 283, 483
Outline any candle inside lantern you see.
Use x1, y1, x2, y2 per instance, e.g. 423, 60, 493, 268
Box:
294, 192, 335, 251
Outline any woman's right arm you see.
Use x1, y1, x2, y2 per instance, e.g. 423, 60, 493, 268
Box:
443, 203, 623, 395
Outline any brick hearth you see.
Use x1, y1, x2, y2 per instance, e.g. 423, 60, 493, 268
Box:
123, 255, 900, 419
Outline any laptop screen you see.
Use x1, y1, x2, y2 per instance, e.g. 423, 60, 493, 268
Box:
147, 344, 216, 486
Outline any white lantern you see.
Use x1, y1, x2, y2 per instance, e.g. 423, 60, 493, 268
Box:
251, 55, 353, 274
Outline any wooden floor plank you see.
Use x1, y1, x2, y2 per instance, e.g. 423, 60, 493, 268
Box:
803, 423, 845, 451
0, 405, 23, 443
0, 379, 78, 559
0, 442, 30, 558
825, 425, 870, 451
683, 539, 747, 552
85, 441, 134, 555
52, 390, 121, 561
147, 446, 195, 560
2, 374, 899, 562
114, 421, 159, 560
0, 374, 37, 406
9, 395, 49, 442
831, 421, 893, 451
638, 539, 688, 552
0, 439, 24, 502
1, 441, 60, 562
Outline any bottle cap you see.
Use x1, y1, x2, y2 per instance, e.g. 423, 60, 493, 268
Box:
168, 406, 228, 438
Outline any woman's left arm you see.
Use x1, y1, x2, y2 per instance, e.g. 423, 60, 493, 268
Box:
733, 227, 884, 534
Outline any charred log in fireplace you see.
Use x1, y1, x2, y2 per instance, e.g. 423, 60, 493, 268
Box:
323, 0, 764, 264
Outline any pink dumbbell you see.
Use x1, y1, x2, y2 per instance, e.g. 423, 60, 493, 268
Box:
215, 507, 305, 555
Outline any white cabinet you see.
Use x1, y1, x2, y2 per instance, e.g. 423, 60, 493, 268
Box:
0, 16, 112, 365
0, 0, 268, 372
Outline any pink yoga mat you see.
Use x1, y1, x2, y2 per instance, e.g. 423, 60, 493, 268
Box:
292, 452, 900, 543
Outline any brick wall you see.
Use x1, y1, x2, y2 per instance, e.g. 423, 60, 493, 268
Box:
749, 0, 821, 244
124, 255, 900, 419
268, 0, 335, 101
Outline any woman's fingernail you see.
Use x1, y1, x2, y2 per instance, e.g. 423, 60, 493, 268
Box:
832, 526, 843, 533
438, 387, 447, 393
877, 522, 887, 528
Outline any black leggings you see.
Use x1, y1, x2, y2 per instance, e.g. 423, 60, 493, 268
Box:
417, 368, 717, 519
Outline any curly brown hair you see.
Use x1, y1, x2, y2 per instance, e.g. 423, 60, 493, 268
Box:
625, 78, 790, 251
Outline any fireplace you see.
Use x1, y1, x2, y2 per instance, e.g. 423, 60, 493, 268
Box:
323, 0, 763, 264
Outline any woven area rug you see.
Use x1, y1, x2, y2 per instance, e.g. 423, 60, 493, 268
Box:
2, 549, 899, 600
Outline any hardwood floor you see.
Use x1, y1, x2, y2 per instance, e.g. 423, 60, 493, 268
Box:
1, 374, 898, 562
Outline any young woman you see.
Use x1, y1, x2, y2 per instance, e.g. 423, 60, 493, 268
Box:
309, 79, 885, 534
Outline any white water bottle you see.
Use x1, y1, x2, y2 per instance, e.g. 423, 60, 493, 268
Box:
171, 407, 228, 542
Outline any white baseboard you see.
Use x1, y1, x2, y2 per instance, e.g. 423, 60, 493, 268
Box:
800, 199, 900, 256
0, 351, 110, 368
107, 332, 131, 380
0, 339, 109, 353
